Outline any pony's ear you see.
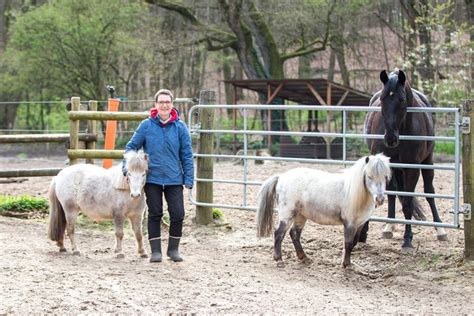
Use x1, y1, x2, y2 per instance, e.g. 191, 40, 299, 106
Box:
365, 156, 370, 164
380, 70, 389, 84
398, 70, 406, 86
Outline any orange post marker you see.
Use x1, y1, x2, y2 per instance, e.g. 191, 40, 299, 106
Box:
102, 98, 120, 169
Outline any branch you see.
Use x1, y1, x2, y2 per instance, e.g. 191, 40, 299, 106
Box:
145, 0, 237, 46
145, 0, 201, 26
374, 12, 407, 43
280, 1, 336, 62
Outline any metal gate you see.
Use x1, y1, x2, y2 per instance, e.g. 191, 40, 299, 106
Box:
188, 104, 462, 229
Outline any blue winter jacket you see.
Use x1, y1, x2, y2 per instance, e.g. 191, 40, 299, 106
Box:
123, 110, 194, 188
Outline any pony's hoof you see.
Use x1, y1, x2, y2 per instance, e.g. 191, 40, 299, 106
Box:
437, 234, 448, 242
116, 253, 125, 259
140, 253, 149, 259
72, 250, 81, 256
382, 231, 393, 239
59, 248, 67, 253
276, 261, 285, 268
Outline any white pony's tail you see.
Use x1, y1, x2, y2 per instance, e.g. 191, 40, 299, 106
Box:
256, 175, 279, 237
48, 177, 66, 242
112, 166, 129, 190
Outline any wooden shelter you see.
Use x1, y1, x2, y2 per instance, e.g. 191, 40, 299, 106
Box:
224, 78, 372, 159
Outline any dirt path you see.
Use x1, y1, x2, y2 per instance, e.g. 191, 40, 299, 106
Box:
1, 157, 474, 313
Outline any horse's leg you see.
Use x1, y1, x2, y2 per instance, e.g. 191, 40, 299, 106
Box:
129, 214, 148, 258
64, 207, 80, 255
342, 223, 358, 268
274, 220, 291, 268
400, 168, 421, 249
289, 215, 310, 264
383, 169, 402, 239
113, 215, 125, 259
421, 162, 448, 241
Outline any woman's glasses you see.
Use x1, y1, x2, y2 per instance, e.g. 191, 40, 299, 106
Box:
157, 100, 172, 106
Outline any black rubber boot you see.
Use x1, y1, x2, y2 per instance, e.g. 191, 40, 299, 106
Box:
166, 237, 183, 262
149, 238, 162, 263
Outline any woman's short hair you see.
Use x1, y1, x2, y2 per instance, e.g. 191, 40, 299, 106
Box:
154, 89, 173, 102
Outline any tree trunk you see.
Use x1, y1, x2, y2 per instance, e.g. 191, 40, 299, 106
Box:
466, 0, 473, 96
400, 0, 419, 86
0, 0, 10, 53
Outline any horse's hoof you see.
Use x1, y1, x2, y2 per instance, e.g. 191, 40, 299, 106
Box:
59, 248, 67, 253
276, 261, 285, 268
382, 231, 393, 239
140, 253, 149, 259
116, 253, 125, 259
437, 234, 448, 241
300, 257, 312, 265
72, 250, 81, 256
401, 245, 413, 253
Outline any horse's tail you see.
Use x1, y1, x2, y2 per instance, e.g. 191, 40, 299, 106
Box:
256, 175, 279, 237
397, 196, 426, 221
48, 177, 66, 241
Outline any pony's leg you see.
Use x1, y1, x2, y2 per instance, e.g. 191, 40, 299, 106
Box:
342, 223, 358, 268
56, 240, 67, 252
113, 215, 125, 259
274, 220, 291, 268
421, 165, 448, 241
65, 209, 80, 255
400, 168, 421, 249
358, 222, 368, 243
289, 215, 310, 263
353, 225, 366, 249
129, 214, 148, 258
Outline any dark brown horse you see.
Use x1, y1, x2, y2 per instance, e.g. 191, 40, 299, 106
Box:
360, 69, 447, 249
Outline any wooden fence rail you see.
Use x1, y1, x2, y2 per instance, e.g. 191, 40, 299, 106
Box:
0, 133, 96, 144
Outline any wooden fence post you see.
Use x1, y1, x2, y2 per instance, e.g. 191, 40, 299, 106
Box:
463, 99, 474, 260
85, 100, 98, 164
69, 97, 80, 165
195, 90, 215, 225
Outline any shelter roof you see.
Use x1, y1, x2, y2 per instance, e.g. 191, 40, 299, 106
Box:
224, 78, 372, 106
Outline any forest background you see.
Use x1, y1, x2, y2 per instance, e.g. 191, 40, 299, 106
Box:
0, 0, 472, 152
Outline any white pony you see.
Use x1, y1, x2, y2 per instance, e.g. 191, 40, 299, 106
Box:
256, 154, 391, 268
48, 150, 149, 258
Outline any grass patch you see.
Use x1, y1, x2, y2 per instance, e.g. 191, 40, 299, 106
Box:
434, 142, 455, 155
0, 195, 49, 218
213, 208, 224, 220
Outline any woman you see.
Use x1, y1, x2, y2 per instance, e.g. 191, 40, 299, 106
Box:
123, 89, 194, 262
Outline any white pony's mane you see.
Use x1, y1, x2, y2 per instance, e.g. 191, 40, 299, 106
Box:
112, 150, 148, 190
343, 154, 391, 211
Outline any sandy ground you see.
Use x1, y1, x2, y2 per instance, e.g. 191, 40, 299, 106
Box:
1, 156, 474, 314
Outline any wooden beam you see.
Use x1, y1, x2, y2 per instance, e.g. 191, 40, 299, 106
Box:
68, 111, 147, 121
266, 83, 284, 104
463, 100, 474, 259
326, 83, 332, 105
0, 168, 62, 178
336, 90, 350, 106
196, 90, 216, 225
0, 133, 96, 144
68, 149, 124, 159
306, 83, 326, 105
69, 97, 80, 165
